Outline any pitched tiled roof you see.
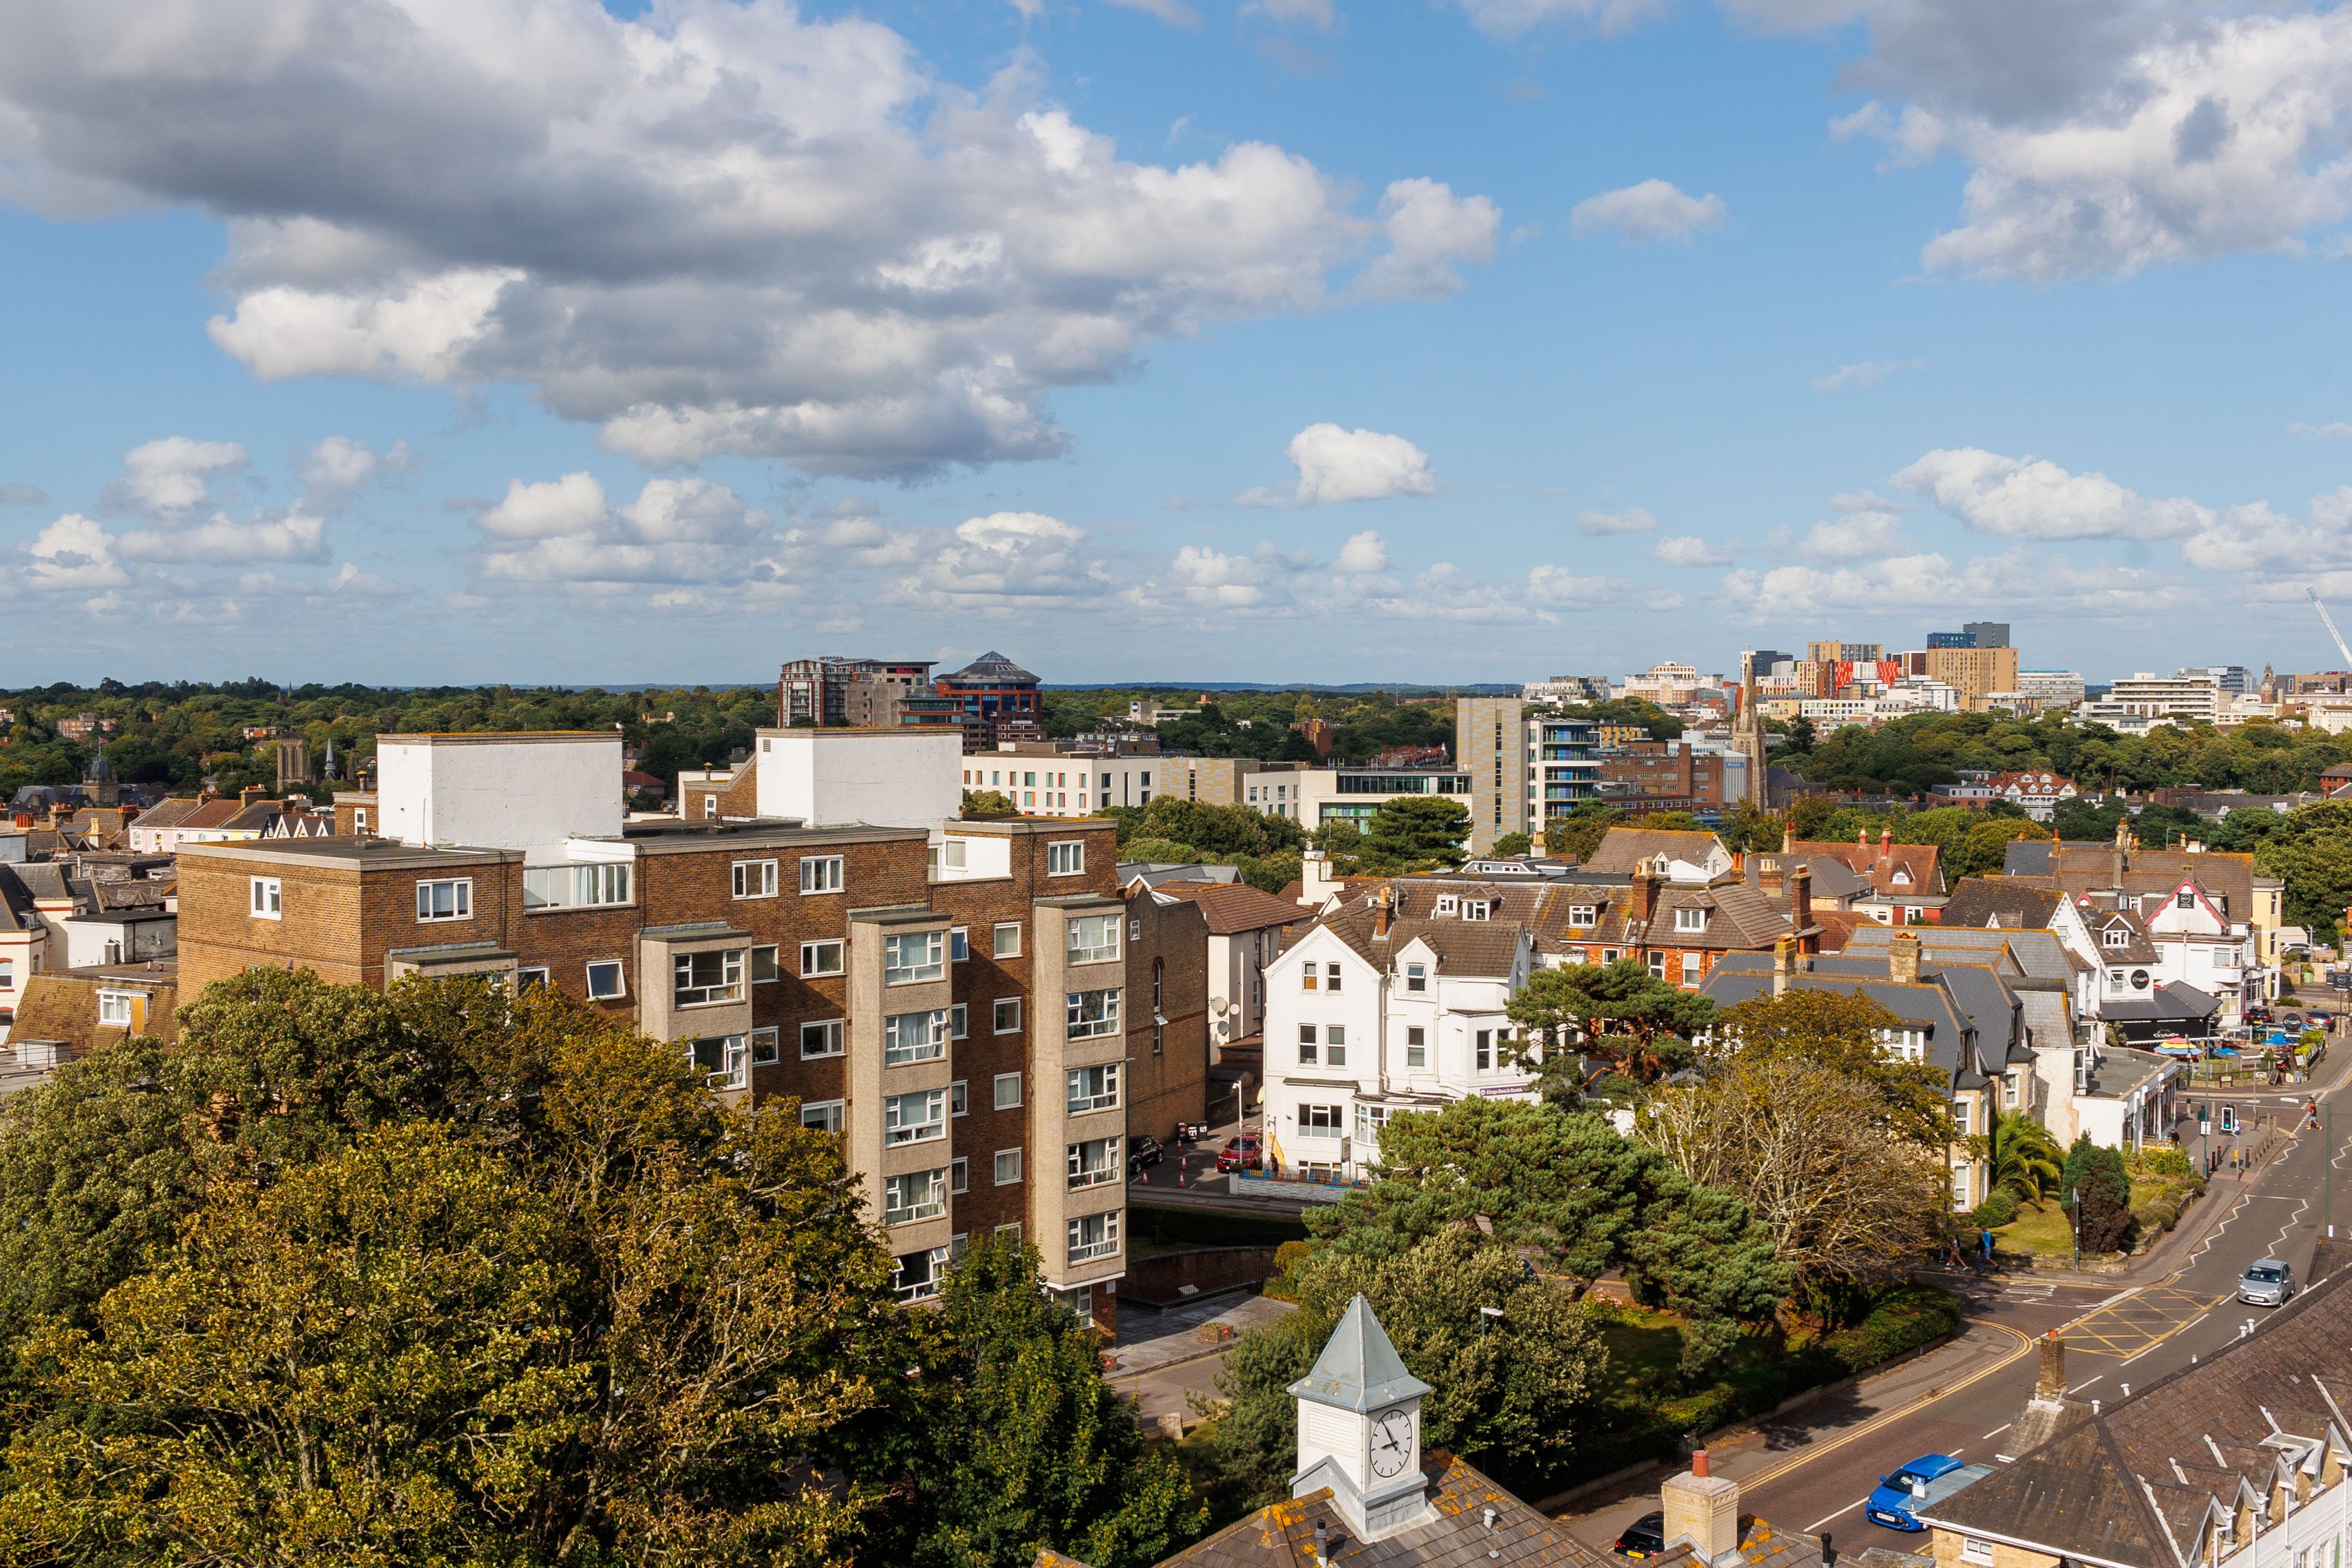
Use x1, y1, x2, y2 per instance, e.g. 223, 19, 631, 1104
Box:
124, 796, 207, 832
1701, 958, 1990, 1084
1939, 879, 2066, 932
1157, 881, 1312, 935
5, 967, 177, 1058
2004, 841, 2260, 919
1786, 836, 1946, 899
1925, 1271, 2352, 1568
1582, 827, 1727, 874
1146, 1454, 1610, 1567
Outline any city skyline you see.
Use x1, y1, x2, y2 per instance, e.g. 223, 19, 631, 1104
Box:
8, 1, 2352, 684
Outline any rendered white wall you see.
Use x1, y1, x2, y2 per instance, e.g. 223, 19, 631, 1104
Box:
378, 736, 623, 849
755, 730, 960, 829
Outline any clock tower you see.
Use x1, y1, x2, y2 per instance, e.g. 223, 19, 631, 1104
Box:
1288, 1294, 1438, 1542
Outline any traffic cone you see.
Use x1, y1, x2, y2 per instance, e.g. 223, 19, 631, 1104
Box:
1177, 1159, 1188, 1187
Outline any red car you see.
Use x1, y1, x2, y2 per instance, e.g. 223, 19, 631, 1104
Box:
1217, 1135, 1263, 1173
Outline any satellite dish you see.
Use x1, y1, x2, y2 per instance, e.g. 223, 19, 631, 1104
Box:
1209, 997, 1230, 1019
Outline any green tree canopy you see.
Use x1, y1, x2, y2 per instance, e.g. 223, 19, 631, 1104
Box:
1505, 959, 1718, 1084
1707, 989, 1955, 1146
1357, 796, 1471, 872
1542, 802, 1625, 863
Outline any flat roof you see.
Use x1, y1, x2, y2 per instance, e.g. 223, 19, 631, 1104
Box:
178, 839, 512, 870
379, 732, 617, 745
945, 818, 1117, 836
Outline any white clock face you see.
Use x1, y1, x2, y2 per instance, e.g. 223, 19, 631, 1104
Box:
1369, 1407, 1413, 1478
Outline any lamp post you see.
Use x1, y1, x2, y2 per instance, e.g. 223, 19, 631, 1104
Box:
2067, 1184, 2080, 1271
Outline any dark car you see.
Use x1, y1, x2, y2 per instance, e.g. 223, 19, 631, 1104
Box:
1128, 1136, 1165, 1176
1613, 1511, 1666, 1560
1217, 1135, 1263, 1173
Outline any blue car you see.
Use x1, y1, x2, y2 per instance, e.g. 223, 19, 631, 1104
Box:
1865, 1455, 1965, 1531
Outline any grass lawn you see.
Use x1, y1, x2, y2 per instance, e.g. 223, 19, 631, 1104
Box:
1994, 1198, 2079, 1259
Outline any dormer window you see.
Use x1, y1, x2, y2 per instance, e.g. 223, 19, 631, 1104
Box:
1404, 962, 1427, 993
2104, 928, 2130, 950
1434, 895, 1459, 916
1460, 900, 1490, 922
2177, 890, 2195, 910
1674, 907, 1706, 933
1568, 904, 1597, 927
1892, 868, 1912, 886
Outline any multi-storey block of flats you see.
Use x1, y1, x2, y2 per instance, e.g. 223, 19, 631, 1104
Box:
176, 727, 1208, 1329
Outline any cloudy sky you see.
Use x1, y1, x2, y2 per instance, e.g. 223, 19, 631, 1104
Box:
6, 0, 2352, 686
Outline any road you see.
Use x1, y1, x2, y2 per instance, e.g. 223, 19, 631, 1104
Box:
1563, 1052, 2352, 1560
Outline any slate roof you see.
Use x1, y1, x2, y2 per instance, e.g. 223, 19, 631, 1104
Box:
0, 864, 72, 932
940, 649, 1039, 683
1582, 827, 1727, 874
1923, 1268, 2352, 1568
2097, 982, 2221, 1024
1939, 879, 2066, 932
1157, 881, 1311, 936
1786, 835, 1946, 899
1700, 959, 1990, 1086
1141, 1455, 1610, 1567
1290, 1296, 1434, 1413
2001, 841, 2261, 921
1846, 925, 2077, 988
1645, 1518, 1827, 1568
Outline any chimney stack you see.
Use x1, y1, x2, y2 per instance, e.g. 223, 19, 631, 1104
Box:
2112, 815, 2130, 888
1889, 930, 1922, 986
1792, 863, 1814, 950
2036, 1333, 2066, 1401
1663, 1447, 1741, 1567
1631, 868, 1660, 928
1373, 886, 1393, 940
1772, 935, 1795, 997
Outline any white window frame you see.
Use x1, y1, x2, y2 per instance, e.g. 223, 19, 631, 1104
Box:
1047, 841, 1086, 876
883, 1009, 950, 1066
1067, 1210, 1120, 1263
992, 922, 1021, 958
800, 1019, 845, 1059
884, 1088, 949, 1146
749, 1026, 780, 1066
97, 990, 133, 1027
1298, 1104, 1344, 1137
751, 945, 781, 984
672, 948, 745, 1008
1067, 1135, 1122, 1189
1460, 900, 1491, 922
732, 859, 778, 899
516, 966, 550, 993
994, 997, 1023, 1035
1961, 1542, 1994, 1567
1324, 1023, 1346, 1067
585, 960, 626, 1000
415, 879, 473, 923
1405, 1025, 1427, 1069
1567, 904, 1597, 927
799, 939, 845, 977
994, 1148, 1024, 1186
950, 1003, 968, 1039
951, 1079, 968, 1116
799, 855, 845, 895
1066, 988, 1121, 1040
883, 1168, 948, 1227
883, 930, 945, 985
1674, 907, 1707, 933
950, 1157, 968, 1195
1067, 1062, 1120, 1115
1067, 914, 1121, 965
801, 1099, 845, 1133
249, 876, 282, 919
1404, 962, 1427, 993
994, 1071, 1023, 1110
949, 927, 970, 961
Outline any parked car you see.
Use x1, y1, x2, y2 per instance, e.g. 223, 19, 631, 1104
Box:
1128, 1136, 1165, 1177
1216, 1135, 1262, 1173
1866, 1455, 1972, 1532
2241, 1258, 2297, 1306
1612, 1511, 1666, 1560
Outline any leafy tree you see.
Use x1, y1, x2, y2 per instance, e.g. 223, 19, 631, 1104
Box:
881, 1238, 1203, 1568
2061, 1135, 2133, 1253
1542, 802, 1624, 863
1240, 850, 1302, 896
962, 788, 1017, 816
2237, 800, 2352, 939
1707, 990, 1955, 1146
1356, 796, 1470, 872
1490, 831, 1532, 858
1506, 960, 1718, 1084
1120, 838, 1199, 864
1983, 1106, 2064, 1204
1716, 801, 1785, 854
1208, 1228, 1606, 1503
1555, 697, 1683, 740
1627, 810, 1706, 833
1638, 1057, 1952, 1295
1304, 1099, 1785, 1333
0, 998, 896, 1565
1311, 819, 1363, 856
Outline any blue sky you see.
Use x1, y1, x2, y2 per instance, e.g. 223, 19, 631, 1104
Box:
6, 0, 2352, 687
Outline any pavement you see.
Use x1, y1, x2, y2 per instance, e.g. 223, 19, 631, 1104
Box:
1110, 1291, 1296, 1429
1559, 1032, 2352, 1560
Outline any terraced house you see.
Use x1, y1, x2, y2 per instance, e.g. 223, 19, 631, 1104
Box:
175, 728, 1206, 1330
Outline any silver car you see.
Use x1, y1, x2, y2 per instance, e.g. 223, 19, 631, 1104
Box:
2240, 1259, 2296, 1307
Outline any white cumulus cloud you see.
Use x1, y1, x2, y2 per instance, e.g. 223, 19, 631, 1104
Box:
1241, 424, 1437, 506
1574, 507, 1658, 536
0, 0, 1498, 478
106, 438, 249, 518
1893, 447, 2212, 540
1569, 179, 1727, 243
1333, 530, 1389, 574
1652, 535, 1736, 567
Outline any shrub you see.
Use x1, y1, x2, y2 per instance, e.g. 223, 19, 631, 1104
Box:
1264, 1239, 1314, 1302
1817, 1284, 1963, 1375
2125, 1144, 2195, 1179
1970, 1190, 2019, 1230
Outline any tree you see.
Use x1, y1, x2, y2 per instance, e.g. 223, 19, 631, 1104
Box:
1505, 960, 1718, 1084
1208, 1229, 1606, 1504
1983, 1107, 2064, 1204
1491, 831, 1532, 858
1120, 837, 1199, 864
1707, 990, 1956, 1146
1357, 796, 1470, 872
1716, 801, 1784, 855
1304, 1099, 1785, 1332
962, 788, 1017, 816
1544, 802, 1625, 863
1241, 849, 1302, 896
0, 1021, 896, 1565
881, 1237, 1204, 1568
1637, 1057, 1953, 1294
2061, 1135, 2133, 1253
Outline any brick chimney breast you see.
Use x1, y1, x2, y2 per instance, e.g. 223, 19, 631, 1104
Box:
1889, 930, 1922, 986
1662, 1456, 1742, 1567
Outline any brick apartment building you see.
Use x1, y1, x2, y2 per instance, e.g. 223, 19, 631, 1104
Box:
1596, 738, 1735, 810
177, 729, 1205, 1328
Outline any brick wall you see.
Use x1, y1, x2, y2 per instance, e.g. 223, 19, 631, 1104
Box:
678, 765, 757, 823
1124, 888, 1209, 1142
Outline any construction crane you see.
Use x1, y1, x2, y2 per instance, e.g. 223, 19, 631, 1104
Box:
2313, 589, 2352, 669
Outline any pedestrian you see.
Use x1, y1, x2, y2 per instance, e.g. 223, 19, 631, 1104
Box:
1979, 1228, 1995, 1271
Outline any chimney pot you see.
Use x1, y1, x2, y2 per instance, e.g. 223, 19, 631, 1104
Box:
1693, 1449, 1709, 1478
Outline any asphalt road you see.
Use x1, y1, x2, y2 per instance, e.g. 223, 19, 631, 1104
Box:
1565, 1054, 2352, 1561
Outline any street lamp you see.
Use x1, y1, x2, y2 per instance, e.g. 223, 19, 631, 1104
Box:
2067, 1184, 2080, 1271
